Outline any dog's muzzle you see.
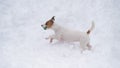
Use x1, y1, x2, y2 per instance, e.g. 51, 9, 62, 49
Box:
41, 25, 47, 30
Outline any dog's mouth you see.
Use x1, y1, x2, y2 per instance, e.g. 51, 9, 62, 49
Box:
41, 25, 47, 30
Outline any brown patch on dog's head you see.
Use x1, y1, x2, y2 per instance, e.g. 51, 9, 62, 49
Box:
41, 16, 55, 30
45, 16, 55, 28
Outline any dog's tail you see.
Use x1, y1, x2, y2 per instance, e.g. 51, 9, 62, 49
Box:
86, 21, 95, 35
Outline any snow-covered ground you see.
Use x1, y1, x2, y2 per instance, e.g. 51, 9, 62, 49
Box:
0, 0, 120, 68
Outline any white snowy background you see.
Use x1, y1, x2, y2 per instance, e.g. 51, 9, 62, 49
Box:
0, 0, 120, 68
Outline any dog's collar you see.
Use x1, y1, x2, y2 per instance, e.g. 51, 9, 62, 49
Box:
43, 26, 47, 30
41, 25, 47, 30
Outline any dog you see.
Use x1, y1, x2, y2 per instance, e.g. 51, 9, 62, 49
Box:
41, 16, 95, 51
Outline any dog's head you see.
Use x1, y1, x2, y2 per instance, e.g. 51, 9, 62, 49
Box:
41, 16, 55, 30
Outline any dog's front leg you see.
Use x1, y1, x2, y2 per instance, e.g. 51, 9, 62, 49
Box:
46, 34, 62, 43
45, 35, 56, 43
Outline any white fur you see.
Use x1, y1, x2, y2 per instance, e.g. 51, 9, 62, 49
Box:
47, 23, 93, 51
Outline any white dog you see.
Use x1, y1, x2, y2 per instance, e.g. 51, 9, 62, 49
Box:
41, 16, 95, 51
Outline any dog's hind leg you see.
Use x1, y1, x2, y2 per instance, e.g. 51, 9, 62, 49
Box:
87, 43, 92, 50
80, 42, 87, 52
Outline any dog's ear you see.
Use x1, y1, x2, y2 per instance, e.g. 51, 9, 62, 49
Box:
51, 16, 55, 21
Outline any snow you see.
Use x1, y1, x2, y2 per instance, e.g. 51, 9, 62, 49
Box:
0, 0, 120, 68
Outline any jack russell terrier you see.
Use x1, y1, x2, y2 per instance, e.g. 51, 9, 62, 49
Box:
41, 16, 95, 51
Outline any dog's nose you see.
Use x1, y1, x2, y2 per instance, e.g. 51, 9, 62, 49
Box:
41, 25, 43, 27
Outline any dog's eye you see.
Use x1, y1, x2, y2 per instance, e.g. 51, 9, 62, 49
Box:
45, 22, 48, 25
